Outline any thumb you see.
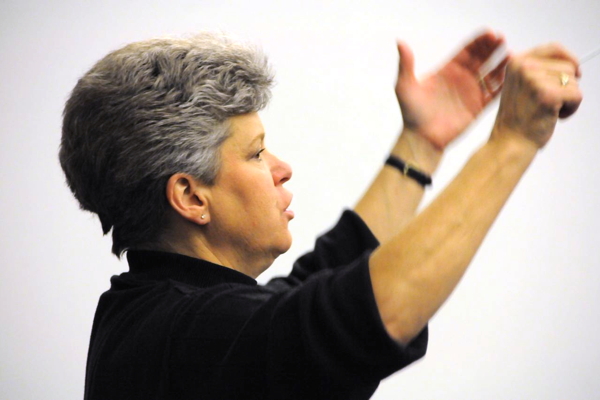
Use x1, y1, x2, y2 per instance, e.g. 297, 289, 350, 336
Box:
397, 40, 416, 84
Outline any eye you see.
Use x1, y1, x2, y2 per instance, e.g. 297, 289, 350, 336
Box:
254, 148, 266, 160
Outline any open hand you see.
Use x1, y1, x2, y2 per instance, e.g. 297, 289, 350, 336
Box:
396, 31, 508, 149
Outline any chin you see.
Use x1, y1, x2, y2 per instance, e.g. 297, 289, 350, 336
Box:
256, 239, 293, 279
282, 231, 293, 252
272, 232, 293, 258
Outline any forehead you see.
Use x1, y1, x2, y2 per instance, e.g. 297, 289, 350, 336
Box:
226, 113, 265, 148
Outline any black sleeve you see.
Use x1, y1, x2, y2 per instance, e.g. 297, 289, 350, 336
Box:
253, 210, 427, 398
262, 254, 428, 399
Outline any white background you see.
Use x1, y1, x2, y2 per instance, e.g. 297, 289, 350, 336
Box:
1, 0, 599, 399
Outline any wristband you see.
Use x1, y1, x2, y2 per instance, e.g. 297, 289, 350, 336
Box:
385, 155, 432, 187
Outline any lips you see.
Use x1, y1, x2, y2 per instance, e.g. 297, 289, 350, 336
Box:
283, 208, 295, 219
282, 194, 294, 220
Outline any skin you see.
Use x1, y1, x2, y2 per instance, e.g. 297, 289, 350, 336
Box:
368, 42, 582, 344
164, 114, 293, 278
163, 32, 583, 346
355, 31, 509, 241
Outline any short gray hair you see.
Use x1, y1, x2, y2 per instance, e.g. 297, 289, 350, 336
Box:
59, 32, 274, 257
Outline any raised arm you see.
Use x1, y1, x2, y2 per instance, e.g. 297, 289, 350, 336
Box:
369, 43, 582, 344
355, 31, 508, 243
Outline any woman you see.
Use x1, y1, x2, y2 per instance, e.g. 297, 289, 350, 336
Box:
60, 32, 581, 399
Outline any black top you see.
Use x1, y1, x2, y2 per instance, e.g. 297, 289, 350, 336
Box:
84, 210, 428, 400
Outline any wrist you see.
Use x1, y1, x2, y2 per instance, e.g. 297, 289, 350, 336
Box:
485, 128, 539, 171
488, 126, 540, 160
385, 155, 432, 187
391, 128, 444, 175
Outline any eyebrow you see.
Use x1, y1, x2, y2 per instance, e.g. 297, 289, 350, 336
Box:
249, 133, 265, 147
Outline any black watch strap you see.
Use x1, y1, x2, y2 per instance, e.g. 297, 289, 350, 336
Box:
385, 155, 432, 187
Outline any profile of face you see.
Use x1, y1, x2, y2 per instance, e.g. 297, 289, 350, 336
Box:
202, 112, 294, 277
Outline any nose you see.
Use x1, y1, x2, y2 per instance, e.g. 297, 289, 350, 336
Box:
268, 152, 292, 185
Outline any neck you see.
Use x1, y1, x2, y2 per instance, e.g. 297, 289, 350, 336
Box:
158, 231, 270, 280
157, 214, 277, 278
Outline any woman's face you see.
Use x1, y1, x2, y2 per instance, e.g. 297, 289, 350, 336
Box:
204, 112, 294, 277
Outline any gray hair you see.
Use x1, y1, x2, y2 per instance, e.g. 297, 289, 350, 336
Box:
59, 32, 274, 257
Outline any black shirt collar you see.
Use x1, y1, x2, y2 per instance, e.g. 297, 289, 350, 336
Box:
126, 250, 257, 287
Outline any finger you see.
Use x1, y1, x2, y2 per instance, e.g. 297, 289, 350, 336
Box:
464, 30, 503, 56
533, 60, 578, 88
528, 43, 580, 75
522, 66, 581, 93
556, 71, 576, 88
520, 59, 578, 91
529, 42, 579, 63
507, 52, 580, 96
529, 58, 578, 76
530, 71, 582, 116
489, 54, 511, 79
397, 40, 417, 84
483, 55, 510, 98
479, 73, 495, 101
558, 83, 583, 118
456, 30, 505, 71
559, 100, 581, 119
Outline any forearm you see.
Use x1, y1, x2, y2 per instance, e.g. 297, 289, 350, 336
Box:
354, 128, 442, 243
355, 32, 509, 243
369, 133, 538, 344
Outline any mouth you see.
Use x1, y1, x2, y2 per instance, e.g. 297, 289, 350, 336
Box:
283, 195, 294, 220
283, 208, 295, 219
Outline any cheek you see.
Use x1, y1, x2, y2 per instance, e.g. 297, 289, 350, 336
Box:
227, 184, 273, 222
239, 173, 277, 208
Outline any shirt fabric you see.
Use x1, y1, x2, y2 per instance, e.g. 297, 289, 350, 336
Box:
84, 210, 428, 400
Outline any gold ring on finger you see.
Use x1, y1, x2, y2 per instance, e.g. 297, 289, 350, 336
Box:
560, 72, 569, 87
479, 74, 491, 95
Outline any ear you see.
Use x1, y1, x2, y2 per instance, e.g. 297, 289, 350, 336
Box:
165, 173, 210, 225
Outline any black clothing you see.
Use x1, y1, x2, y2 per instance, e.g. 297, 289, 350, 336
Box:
84, 211, 427, 400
